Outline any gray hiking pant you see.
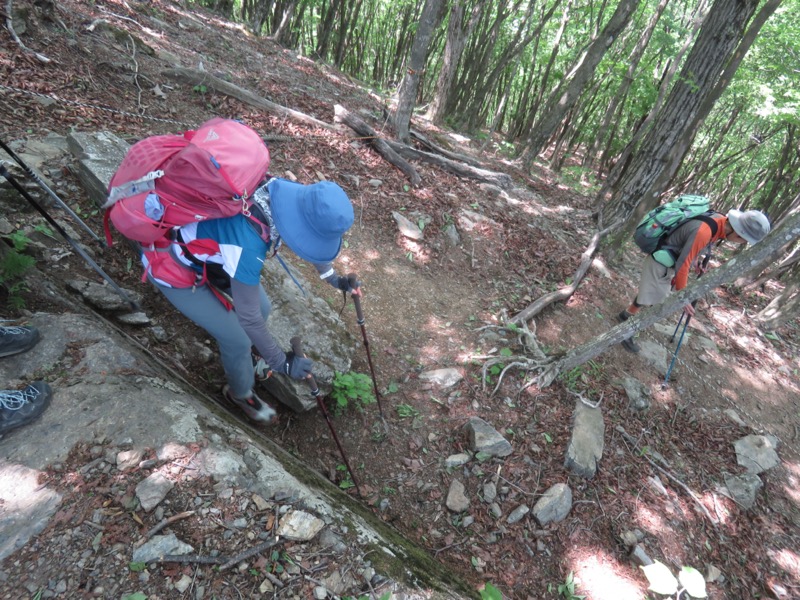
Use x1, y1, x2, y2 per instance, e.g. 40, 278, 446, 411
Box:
153, 281, 272, 398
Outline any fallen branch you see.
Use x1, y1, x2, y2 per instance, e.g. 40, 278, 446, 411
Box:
4, 0, 51, 63
162, 67, 336, 132
334, 104, 422, 186
511, 221, 620, 324
616, 425, 718, 527
409, 129, 482, 168
385, 139, 513, 190
135, 510, 196, 547
219, 537, 282, 571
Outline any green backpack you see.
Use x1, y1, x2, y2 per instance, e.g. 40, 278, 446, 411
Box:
634, 195, 717, 266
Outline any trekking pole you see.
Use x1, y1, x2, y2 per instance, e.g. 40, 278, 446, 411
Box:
663, 318, 688, 390
669, 313, 685, 344
0, 139, 104, 245
0, 163, 140, 311
663, 253, 712, 388
346, 273, 387, 426
290, 336, 362, 497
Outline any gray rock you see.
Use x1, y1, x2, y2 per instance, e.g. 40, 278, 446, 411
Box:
116, 312, 151, 326
175, 574, 193, 593
638, 340, 669, 377
116, 449, 145, 471
489, 503, 502, 518
392, 211, 423, 240
564, 401, 604, 478
446, 480, 469, 513
132, 533, 194, 563
630, 544, 653, 566
482, 481, 497, 503
136, 472, 174, 512
419, 368, 463, 388
507, 505, 529, 524
67, 278, 142, 313
724, 409, 746, 427
724, 473, 763, 509
734, 435, 780, 474
621, 376, 650, 411
314, 586, 328, 599
277, 510, 324, 541
443, 223, 460, 247
444, 453, 471, 468
532, 483, 572, 525
465, 417, 512, 457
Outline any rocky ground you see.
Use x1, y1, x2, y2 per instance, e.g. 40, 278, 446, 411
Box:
1, 1, 800, 599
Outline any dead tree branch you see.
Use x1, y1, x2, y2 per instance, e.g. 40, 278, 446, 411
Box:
512, 221, 620, 324
334, 104, 422, 186
4, 0, 51, 63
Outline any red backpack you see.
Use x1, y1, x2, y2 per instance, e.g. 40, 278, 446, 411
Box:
104, 118, 271, 289
104, 117, 270, 246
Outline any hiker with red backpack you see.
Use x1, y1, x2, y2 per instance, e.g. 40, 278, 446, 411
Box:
104, 119, 360, 422
618, 198, 770, 353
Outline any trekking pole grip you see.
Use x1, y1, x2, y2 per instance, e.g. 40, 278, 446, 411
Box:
290, 336, 319, 396
347, 273, 365, 324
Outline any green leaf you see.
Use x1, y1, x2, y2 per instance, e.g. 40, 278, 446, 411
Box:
475, 451, 492, 462
121, 594, 148, 600
641, 561, 679, 595
499, 347, 513, 357
543, 432, 552, 443
471, 556, 479, 567
764, 331, 779, 341
679, 566, 707, 598
480, 582, 503, 600
128, 562, 147, 572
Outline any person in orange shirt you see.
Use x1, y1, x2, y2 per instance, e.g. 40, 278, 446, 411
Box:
617, 209, 771, 353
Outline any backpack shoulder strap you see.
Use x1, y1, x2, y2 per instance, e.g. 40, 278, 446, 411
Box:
694, 211, 719, 239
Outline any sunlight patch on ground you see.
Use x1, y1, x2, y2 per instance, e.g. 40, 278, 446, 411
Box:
782, 460, 800, 508
768, 548, 800, 582
566, 548, 644, 600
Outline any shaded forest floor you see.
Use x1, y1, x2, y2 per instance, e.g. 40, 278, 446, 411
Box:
2, 1, 800, 598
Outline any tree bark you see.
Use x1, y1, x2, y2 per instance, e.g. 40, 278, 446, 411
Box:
600, 0, 762, 238
333, 105, 422, 186
522, 0, 642, 166
394, 0, 446, 142
538, 209, 800, 387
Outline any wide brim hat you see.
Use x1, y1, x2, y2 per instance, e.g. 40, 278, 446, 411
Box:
269, 179, 354, 263
727, 209, 770, 245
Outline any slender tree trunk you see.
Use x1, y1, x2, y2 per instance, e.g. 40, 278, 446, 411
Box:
394, 0, 447, 143
521, 0, 642, 168
600, 0, 763, 241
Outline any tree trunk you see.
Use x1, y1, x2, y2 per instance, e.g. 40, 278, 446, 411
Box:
538, 209, 800, 387
755, 265, 800, 331
394, 0, 446, 142
600, 0, 762, 241
522, 0, 642, 167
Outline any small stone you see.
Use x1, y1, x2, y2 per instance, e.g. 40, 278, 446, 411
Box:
630, 544, 653, 566
233, 518, 248, 528
259, 579, 274, 594
175, 574, 193, 593
251, 493, 271, 511
444, 453, 470, 468
706, 564, 722, 582
277, 510, 324, 541
445, 480, 469, 513
490, 503, 502, 518
483, 481, 497, 503
314, 585, 328, 599
507, 505, 529, 524
368, 179, 383, 187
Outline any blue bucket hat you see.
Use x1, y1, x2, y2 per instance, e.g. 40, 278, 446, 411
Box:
269, 179, 354, 263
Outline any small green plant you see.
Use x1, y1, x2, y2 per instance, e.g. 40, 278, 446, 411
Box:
336, 464, 355, 489
192, 84, 207, 94
559, 360, 603, 394
480, 582, 503, 600
641, 561, 707, 598
396, 403, 419, 418
330, 371, 375, 414
0, 229, 36, 309
128, 561, 147, 572
556, 571, 585, 599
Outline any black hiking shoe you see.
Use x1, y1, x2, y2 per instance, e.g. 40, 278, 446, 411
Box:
0, 381, 52, 435
617, 311, 641, 353
0, 325, 40, 358
222, 385, 277, 423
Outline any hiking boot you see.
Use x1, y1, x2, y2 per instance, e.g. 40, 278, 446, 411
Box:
222, 385, 276, 423
253, 353, 271, 382
617, 311, 640, 353
620, 337, 641, 353
0, 325, 41, 358
0, 381, 52, 435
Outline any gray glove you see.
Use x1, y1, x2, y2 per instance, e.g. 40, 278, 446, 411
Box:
284, 351, 313, 380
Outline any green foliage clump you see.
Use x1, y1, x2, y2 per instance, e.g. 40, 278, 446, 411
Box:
331, 371, 375, 414
0, 230, 36, 310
